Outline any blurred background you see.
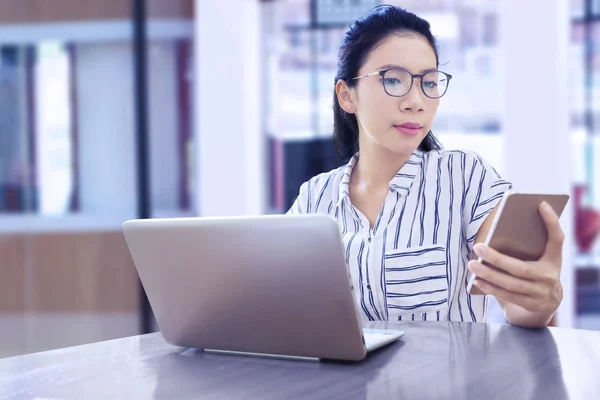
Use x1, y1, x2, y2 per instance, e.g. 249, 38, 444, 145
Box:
0, 0, 599, 358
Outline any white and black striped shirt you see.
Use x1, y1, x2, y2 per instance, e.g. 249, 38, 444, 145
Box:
288, 149, 512, 323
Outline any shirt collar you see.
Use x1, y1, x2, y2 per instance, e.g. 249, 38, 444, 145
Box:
388, 149, 424, 196
336, 150, 424, 207
336, 154, 358, 207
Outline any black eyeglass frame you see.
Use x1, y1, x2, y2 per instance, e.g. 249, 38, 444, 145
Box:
352, 67, 453, 99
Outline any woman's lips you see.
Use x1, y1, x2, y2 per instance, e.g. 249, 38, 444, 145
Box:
394, 123, 422, 136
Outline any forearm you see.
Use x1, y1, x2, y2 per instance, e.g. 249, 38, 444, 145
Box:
498, 300, 555, 328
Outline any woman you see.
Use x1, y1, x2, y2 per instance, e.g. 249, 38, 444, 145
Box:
288, 5, 564, 328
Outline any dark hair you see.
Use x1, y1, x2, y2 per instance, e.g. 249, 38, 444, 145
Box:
333, 5, 443, 161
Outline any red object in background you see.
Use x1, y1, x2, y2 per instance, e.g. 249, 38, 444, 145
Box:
574, 184, 600, 253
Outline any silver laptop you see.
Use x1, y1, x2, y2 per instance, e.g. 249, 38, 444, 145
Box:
122, 214, 404, 362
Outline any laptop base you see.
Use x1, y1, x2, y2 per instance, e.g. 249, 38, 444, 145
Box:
203, 348, 321, 362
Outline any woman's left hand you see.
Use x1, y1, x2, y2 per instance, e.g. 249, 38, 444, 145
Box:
468, 201, 564, 320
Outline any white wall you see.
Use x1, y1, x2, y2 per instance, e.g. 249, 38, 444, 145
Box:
499, 0, 574, 328
195, 0, 265, 216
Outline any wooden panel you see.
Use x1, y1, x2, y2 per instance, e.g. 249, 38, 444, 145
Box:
0, 0, 193, 24
0, 1, 19, 24
147, 0, 194, 19
0, 236, 25, 313
29, 232, 139, 313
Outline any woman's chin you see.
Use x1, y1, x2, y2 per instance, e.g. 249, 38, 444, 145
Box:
385, 140, 422, 156
368, 133, 426, 157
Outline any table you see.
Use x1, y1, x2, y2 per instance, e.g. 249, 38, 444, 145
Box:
1, 321, 600, 399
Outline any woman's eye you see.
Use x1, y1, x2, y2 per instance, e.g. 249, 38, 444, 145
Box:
423, 81, 438, 89
384, 78, 401, 86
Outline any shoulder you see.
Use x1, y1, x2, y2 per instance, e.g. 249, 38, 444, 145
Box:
425, 149, 487, 164
423, 149, 503, 178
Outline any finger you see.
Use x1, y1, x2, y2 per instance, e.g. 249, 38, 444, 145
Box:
473, 243, 535, 280
468, 260, 542, 297
539, 201, 565, 261
473, 279, 536, 311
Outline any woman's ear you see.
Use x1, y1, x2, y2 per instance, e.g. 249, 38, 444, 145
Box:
336, 79, 357, 114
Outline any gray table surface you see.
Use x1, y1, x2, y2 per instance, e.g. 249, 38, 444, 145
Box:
1, 321, 599, 400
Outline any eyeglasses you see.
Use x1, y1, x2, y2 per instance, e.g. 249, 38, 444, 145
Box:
353, 67, 452, 99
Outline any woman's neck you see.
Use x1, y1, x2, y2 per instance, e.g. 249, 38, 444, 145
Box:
352, 140, 413, 188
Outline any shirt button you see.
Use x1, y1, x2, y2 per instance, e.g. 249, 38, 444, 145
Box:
367, 237, 372, 243
366, 284, 372, 291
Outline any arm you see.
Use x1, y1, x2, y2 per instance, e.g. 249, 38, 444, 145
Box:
470, 202, 564, 328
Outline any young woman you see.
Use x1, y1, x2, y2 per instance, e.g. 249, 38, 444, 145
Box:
288, 5, 564, 328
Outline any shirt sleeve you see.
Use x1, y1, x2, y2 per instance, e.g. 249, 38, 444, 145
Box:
463, 154, 513, 251
286, 181, 309, 215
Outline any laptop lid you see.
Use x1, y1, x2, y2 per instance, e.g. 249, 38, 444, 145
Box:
122, 214, 368, 361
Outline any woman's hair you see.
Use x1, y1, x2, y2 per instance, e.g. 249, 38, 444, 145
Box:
333, 5, 443, 161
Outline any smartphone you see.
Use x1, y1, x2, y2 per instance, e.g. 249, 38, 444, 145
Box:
467, 190, 570, 294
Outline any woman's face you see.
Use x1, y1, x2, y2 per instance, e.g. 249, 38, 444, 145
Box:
338, 33, 440, 156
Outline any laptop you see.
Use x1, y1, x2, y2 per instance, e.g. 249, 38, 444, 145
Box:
122, 214, 404, 362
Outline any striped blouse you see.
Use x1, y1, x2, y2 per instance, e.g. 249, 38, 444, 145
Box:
288, 149, 512, 323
